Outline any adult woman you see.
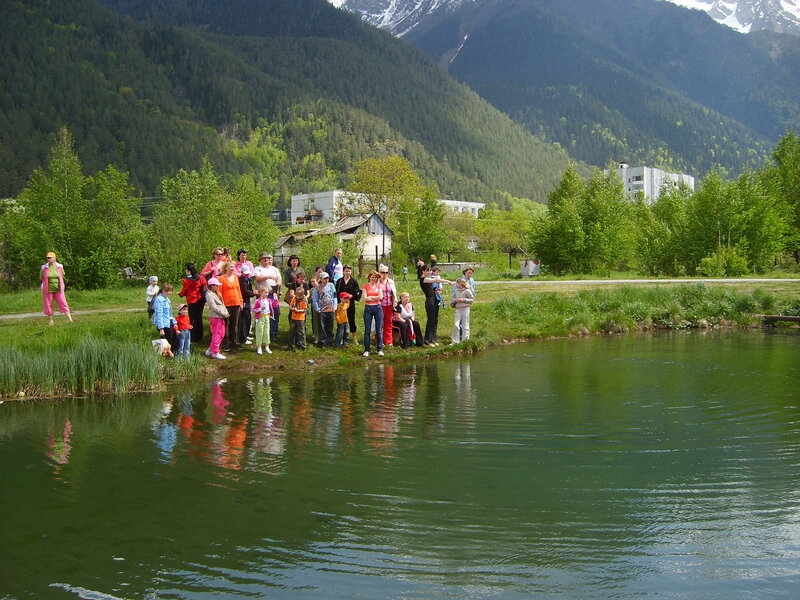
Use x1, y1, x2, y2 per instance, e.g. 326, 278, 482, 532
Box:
179, 262, 206, 342
394, 292, 424, 348
419, 264, 453, 346
219, 261, 244, 352
362, 270, 384, 357
40, 252, 73, 325
283, 254, 304, 287
235, 249, 254, 278
377, 264, 398, 347
335, 264, 360, 344
201, 247, 226, 281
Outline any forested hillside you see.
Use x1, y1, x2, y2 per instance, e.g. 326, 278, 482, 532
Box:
0, 0, 576, 205
406, 0, 800, 175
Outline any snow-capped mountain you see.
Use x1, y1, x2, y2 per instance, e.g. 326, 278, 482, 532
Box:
330, 0, 800, 36
664, 0, 800, 34
329, 0, 472, 36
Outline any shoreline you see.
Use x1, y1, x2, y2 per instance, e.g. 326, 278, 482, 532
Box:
1, 282, 798, 401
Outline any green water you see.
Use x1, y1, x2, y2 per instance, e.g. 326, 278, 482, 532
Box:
1, 331, 799, 599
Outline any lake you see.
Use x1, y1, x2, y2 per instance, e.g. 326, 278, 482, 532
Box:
1, 331, 798, 599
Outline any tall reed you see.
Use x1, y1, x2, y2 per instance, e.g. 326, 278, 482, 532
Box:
0, 336, 162, 399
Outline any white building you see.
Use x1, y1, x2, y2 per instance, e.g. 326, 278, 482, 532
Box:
290, 190, 365, 225
290, 190, 485, 224
613, 163, 695, 202
440, 198, 485, 217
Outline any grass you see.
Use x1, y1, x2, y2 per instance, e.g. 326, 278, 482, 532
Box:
1, 280, 798, 400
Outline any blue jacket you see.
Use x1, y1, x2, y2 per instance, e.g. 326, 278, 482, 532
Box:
152, 294, 177, 330
312, 282, 338, 313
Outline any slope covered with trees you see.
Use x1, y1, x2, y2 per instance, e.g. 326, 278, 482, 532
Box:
0, 0, 576, 205
406, 0, 800, 176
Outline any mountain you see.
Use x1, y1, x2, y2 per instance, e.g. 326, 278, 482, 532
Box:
0, 0, 578, 204
333, 0, 800, 175
664, 0, 800, 35
333, 0, 800, 37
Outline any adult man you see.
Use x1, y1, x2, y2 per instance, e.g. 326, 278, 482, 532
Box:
326, 247, 344, 283
254, 252, 282, 341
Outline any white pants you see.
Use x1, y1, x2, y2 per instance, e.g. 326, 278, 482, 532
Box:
452, 307, 470, 343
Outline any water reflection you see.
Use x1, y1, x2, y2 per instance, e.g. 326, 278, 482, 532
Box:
3, 332, 799, 599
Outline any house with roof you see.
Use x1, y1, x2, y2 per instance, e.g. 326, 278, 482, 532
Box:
275, 213, 394, 262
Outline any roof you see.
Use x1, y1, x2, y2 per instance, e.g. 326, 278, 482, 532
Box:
275, 229, 318, 248
317, 213, 393, 236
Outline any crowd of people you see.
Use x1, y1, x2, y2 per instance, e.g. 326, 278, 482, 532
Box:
145, 247, 477, 360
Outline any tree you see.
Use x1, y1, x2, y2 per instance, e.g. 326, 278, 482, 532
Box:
2, 128, 143, 288
400, 187, 450, 262
532, 164, 586, 274
768, 130, 800, 259
347, 156, 423, 226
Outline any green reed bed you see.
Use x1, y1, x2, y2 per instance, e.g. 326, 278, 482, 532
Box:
0, 337, 161, 398
0, 310, 205, 399
477, 283, 781, 340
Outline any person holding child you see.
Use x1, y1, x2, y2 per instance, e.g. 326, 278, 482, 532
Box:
418, 265, 453, 346
252, 286, 273, 355
451, 277, 475, 343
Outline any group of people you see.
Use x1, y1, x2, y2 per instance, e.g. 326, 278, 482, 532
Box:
145, 247, 477, 360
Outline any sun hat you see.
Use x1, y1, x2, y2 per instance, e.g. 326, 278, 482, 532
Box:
378, 264, 389, 272
339, 292, 352, 300
207, 277, 221, 286
241, 265, 252, 275
319, 271, 330, 278
259, 252, 272, 260
46, 252, 56, 259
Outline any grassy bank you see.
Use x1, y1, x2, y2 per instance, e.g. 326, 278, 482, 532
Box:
1, 282, 798, 400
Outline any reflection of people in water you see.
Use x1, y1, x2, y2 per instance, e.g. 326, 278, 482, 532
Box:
250, 378, 286, 462
153, 397, 178, 462
46, 419, 73, 468
365, 364, 400, 454
454, 361, 477, 431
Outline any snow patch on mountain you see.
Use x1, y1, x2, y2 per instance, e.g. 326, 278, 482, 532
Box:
662, 0, 800, 34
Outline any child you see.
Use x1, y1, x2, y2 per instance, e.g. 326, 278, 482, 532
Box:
451, 277, 475, 344
146, 276, 159, 316
152, 283, 179, 355
204, 278, 229, 360
312, 272, 337, 347
432, 267, 445, 308
175, 304, 193, 360
335, 292, 352, 347
289, 285, 308, 350
252, 286, 273, 355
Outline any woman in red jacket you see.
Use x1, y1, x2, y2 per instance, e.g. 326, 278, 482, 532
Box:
179, 262, 206, 343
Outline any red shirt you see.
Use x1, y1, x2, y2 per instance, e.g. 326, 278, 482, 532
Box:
176, 314, 191, 330
179, 276, 206, 304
